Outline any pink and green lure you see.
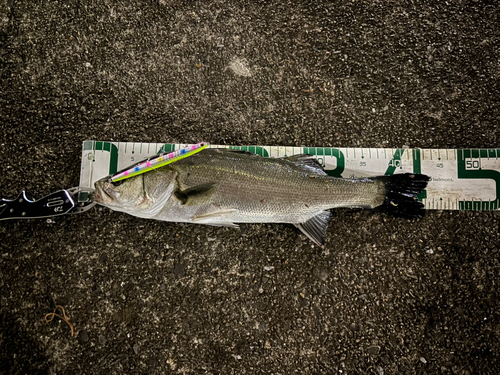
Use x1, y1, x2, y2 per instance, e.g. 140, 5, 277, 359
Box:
111, 142, 209, 182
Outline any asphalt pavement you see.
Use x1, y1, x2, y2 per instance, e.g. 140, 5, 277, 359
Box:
0, 1, 499, 374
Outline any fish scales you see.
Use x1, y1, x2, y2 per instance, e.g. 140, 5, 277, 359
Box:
167, 150, 384, 223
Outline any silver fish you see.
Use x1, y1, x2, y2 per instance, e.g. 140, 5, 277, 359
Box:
90, 149, 429, 245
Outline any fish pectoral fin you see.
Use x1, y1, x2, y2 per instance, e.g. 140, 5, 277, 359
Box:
281, 154, 327, 175
294, 211, 331, 247
174, 183, 216, 206
191, 208, 239, 226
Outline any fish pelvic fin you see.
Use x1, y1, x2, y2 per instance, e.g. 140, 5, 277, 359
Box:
294, 210, 331, 247
372, 173, 430, 218
191, 207, 239, 227
203, 222, 240, 228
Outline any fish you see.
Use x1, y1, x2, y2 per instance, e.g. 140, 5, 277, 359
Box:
90, 148, 430, 246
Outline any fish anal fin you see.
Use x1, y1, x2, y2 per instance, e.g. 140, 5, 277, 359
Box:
294, 211, 331, 246
174, 183, 216, 206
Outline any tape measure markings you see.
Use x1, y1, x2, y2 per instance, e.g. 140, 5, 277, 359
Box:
80, 141, 500, 211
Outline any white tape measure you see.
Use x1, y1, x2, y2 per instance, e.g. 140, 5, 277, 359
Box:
79, 141, 500, 211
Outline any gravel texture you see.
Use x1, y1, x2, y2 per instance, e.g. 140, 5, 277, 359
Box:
0, 1, 499, 374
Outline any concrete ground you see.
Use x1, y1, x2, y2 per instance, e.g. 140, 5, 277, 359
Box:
0, 0, 499, 374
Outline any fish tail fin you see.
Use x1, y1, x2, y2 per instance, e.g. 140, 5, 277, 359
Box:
372, 173, 430, 218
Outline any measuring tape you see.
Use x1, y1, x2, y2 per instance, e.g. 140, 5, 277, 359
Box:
79, 141, 500, 211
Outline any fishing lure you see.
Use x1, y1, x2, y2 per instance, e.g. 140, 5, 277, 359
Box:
111, 142, 209, 182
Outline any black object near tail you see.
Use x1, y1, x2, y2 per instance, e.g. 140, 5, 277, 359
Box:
373, 173, 430, 218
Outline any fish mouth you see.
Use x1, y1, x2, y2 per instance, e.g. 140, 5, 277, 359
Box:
91, 182, 117, 205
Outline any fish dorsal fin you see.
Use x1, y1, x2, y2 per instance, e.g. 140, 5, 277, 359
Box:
216, 149, 257, 156
174, 183, 216, 206
294, 211, 331, 246
281, 154, 327, 175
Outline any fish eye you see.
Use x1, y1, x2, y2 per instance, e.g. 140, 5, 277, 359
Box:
112, 179, 124, 187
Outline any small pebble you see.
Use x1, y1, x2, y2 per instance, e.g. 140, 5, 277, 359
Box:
349, 323, 361, 331
173, 263, 185, 277
367, 345, 380, 355
313, 266, 329, 281
258, 322, 267, 333
79, 330, 89, 344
